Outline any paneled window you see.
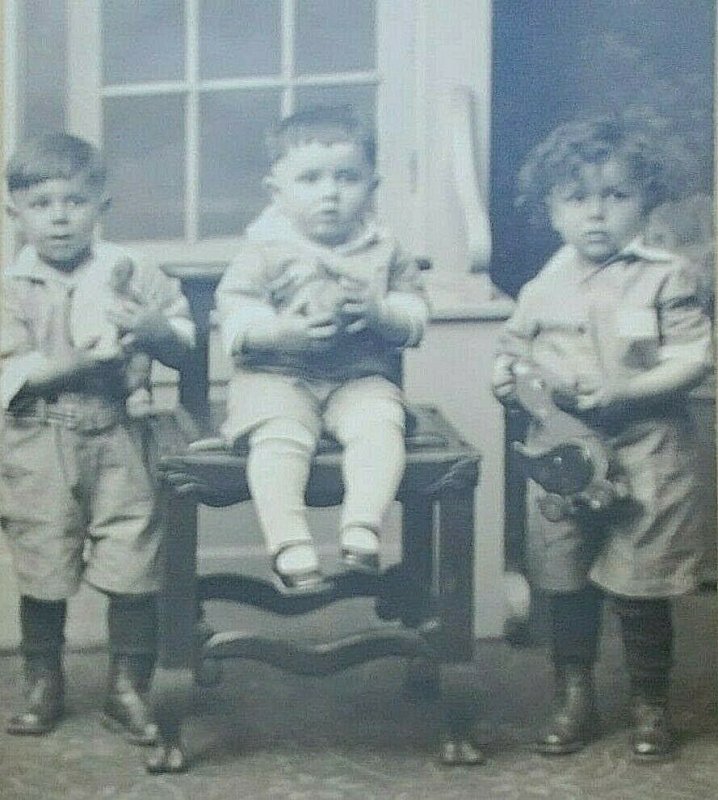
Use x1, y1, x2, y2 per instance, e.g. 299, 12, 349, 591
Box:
68, 0, 413, 262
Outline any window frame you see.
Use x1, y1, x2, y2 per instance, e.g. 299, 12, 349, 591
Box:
66, 0, 418, 265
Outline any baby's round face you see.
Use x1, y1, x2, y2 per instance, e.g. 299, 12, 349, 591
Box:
267, 140, 377, 247
547, 158, 645, 264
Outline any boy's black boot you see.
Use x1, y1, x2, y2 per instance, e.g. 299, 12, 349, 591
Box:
102, 593, 158, 745
535, 663, 598, 754
629, 688, 675, 762
535, 587, 603, 755
615, 597, 675, 762
102, 654, 158, 745
6, 652, 65, 735
7, 596, 66, 736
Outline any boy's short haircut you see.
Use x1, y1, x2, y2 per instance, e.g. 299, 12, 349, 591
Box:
6, 132, 107, 192
516, 111, 694, 223
266, 105, 376, 168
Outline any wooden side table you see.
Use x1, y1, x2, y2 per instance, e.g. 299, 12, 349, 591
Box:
147, 406, 482, 773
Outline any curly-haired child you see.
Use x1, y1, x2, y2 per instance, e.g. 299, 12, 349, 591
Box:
492, 113, 712, 761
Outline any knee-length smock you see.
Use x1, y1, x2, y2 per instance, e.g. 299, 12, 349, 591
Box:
498, 241, 713, 598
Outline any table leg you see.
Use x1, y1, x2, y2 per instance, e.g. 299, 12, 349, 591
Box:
402, 496, 439, 697
436, 483, 483, 765
437, 485, 474, 662
147, 488, 198, 774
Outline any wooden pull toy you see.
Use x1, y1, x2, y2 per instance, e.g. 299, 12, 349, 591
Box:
510, 361, 630, 522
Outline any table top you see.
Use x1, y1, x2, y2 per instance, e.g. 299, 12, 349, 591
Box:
154, 405, 481, 506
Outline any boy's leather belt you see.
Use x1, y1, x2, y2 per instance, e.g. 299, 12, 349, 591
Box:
7, 398, 125, 433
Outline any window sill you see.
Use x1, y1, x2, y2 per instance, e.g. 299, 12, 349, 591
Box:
162, 264, 516, 324
425, 274, 514, 322
162, 262, 227, 283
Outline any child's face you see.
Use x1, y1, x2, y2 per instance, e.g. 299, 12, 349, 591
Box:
266, 140, 377, 247
7, 174, 109, 268
547, 158, 645, 264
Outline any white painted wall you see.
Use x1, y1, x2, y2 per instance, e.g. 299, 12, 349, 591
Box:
404, 311, 512, 638
414, 0, 492, 282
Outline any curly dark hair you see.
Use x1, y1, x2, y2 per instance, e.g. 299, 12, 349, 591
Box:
516, 110, 695, 225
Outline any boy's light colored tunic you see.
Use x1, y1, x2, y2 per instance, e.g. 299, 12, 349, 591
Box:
0, 243, 194, 599
499, 240, 712, 597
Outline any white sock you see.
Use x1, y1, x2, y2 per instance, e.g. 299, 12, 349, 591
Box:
247, 423, 316, 555
341, 526, 379, 554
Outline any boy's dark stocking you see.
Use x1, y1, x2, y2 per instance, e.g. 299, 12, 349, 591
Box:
614, 597, 675, 761
535, 585, 603, 755
7, 596, 66, 735
102, 593, 159, 746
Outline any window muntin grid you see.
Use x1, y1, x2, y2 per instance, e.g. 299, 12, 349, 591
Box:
99, 0, 378, 243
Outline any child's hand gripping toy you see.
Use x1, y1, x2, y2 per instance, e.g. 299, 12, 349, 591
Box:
276, 259, 365, 333
290, 273, 349, 325
70, 258, 153, 417
510, 360, 630, 522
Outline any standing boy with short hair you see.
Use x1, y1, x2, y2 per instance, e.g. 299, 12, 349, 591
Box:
217, 105, 429, 593
1, 132, 195, 742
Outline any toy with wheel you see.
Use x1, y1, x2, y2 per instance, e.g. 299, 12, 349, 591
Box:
510, 360, 630, 521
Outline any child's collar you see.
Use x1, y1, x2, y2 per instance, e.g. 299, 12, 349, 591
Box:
552, 236, 675, 274
244, 203, 383, 256
5, 245, 71, 282
604, 236, 675, 265
6, 243, 122, 284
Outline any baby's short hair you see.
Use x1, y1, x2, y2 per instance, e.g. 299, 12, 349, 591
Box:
517, 112, 692, 223
266, 105, 376, 168
6, 132, 107, 192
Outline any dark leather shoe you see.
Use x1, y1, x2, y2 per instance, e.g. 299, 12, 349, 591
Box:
271, 544, 332, 595
101, 655, 158, 746
535, 664, 598, 755
6, 656, 64, 735
340, 547, 380, 575
630, 697, 675, 762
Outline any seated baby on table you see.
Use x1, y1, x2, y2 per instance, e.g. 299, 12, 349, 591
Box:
216, 105, 430, 593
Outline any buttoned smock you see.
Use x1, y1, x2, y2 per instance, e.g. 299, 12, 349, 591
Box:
499, 240, 713, 597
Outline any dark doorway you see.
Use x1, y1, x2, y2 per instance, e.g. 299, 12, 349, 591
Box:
490, 0, 714, 298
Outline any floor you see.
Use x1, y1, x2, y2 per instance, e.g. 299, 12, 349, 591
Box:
0, 592, 715, 800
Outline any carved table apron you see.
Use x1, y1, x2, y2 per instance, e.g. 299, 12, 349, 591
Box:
148, 405, 481, 773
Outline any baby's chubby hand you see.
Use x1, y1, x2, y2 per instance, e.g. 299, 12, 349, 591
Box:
245, 309, 338, 354
338, 278, 386, 334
